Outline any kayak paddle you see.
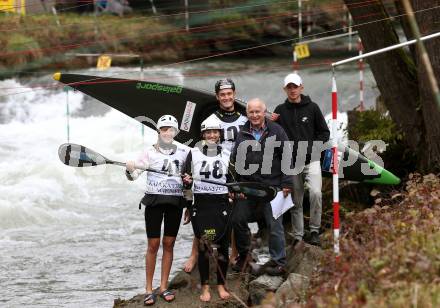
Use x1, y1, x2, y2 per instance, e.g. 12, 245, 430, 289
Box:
58, 143, 278, 202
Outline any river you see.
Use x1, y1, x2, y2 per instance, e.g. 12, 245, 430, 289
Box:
0, 58, 379, 307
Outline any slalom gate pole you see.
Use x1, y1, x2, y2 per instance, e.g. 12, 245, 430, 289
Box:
292, 50, 298, 73
348, 13, 353, 51
329, 32, 440, 260
332, 32, 440, 67
298, 0, 302, 40
184, 0, 189, 32
294, 0, 302, 73
331, 71, 340, 258
306, 4, 311, 33
65, 86, 70, 143
358, 39, 364, 111
140, 57, 145, 141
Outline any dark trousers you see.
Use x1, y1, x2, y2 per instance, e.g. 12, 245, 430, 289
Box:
191, 194, 231, 285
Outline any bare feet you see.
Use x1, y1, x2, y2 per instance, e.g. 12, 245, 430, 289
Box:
200, 285, 211, 302
217, 285, 230, 300
184, 255, 197, 273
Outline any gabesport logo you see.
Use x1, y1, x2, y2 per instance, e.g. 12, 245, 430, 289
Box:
136, 82, 183, 94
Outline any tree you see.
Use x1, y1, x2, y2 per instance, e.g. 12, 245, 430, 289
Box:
343, 0, 440, 172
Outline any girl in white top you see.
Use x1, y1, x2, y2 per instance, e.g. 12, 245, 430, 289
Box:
126, 115, 189, 305
182, 117, 232, 302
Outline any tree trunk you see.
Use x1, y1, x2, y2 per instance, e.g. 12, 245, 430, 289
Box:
393, 0, 417, 60
412, 0, 440, 171
343, 0, 424, 160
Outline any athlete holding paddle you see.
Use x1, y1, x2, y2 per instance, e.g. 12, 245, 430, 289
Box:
125, 115, 189, 305
181, 117, 233, 302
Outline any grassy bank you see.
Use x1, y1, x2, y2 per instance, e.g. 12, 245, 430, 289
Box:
0, 0, 351, 78
308, 173, 440, 307
0, 14, 190, 73
0, 10, 288, 78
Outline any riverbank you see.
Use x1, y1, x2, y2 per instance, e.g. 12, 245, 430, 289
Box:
308, 173, 440, 306
113, 173, 439, 307
0, 1, 356, 79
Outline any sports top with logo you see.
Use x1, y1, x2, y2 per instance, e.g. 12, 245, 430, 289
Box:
140, 144, 189, 195
191, 146, 231, 194
204, 111, 247, 152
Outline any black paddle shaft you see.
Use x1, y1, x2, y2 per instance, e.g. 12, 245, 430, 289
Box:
58, 143, 278, 201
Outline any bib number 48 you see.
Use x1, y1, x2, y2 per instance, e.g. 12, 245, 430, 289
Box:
199, 160, 223, 179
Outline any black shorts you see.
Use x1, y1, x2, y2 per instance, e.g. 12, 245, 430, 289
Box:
142, 194, 184, 238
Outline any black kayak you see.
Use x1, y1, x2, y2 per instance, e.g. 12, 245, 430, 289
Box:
53, 73, 400, 185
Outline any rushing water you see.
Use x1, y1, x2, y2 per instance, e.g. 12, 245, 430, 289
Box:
0, 58, 379, 307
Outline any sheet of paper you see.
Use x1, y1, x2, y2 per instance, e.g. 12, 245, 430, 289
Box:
270, 191, 294, 219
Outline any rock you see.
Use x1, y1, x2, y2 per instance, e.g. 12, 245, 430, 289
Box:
286, 242, 324, 277
249, 274, 284, 305
370, 189, 381, 197
362, 207, 378, 215
168, 270, 193, 289
115, 241, 323, 307
275, 273, 310, 306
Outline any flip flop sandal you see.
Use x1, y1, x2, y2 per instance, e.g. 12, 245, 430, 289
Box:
159, 289, 175, 302
143, 293, 157, 306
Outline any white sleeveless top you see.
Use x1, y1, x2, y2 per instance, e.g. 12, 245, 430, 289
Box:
205, 113, 247, 152
141, 144, 189, 196
191, 146, 231, 194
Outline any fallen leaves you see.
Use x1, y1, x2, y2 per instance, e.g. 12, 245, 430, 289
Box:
306, 173, 440, 307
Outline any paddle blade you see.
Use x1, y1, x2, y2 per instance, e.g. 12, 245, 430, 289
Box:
228, 182, 278, 203
58, 143, 107, 167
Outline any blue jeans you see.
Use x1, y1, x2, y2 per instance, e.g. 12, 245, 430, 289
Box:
232, 199, 286, 266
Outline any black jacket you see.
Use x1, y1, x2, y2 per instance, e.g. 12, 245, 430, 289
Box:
229, 120, 293, 188
273, 95, 330, 166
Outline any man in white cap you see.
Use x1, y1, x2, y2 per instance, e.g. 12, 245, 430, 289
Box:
271, 73, 329, 247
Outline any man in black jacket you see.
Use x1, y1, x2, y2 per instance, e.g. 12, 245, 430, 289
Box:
230, 98, 293, 276
272, 73, 330, 247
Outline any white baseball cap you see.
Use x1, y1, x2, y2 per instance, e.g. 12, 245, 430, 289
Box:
283, 73, 303, 87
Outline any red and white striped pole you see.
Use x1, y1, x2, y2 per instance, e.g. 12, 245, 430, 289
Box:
292, 50, 298, 73
331, 73, 340, 257
358, 39, 365, 111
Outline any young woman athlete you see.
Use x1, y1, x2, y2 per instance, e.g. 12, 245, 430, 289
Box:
126, 115, 189, 305
182, 117, 232, 302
